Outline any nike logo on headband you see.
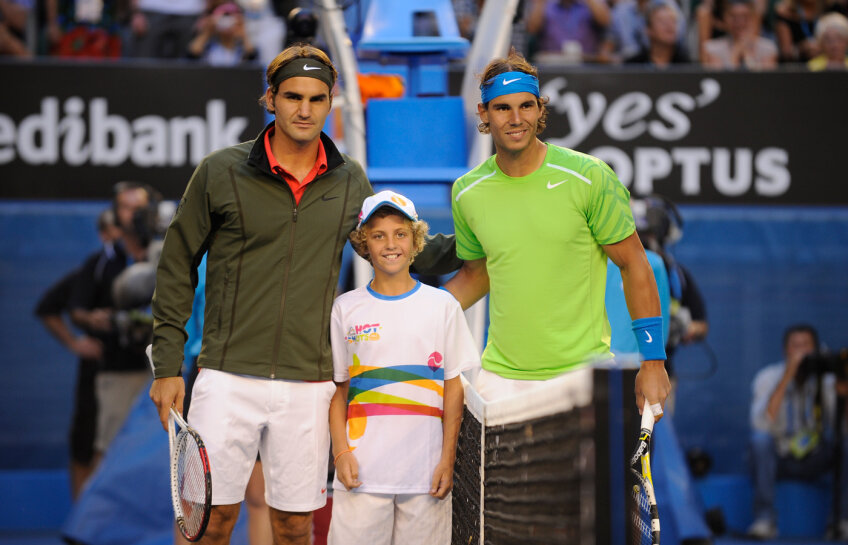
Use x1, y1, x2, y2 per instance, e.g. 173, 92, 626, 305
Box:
303, 65, 321, 71
502, 78, 520, 85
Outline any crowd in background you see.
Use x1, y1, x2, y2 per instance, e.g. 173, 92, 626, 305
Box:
0, 0, 308, 64
454, 0, 848, 69
2, 0, 848, 69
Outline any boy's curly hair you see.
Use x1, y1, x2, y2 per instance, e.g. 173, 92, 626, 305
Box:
349, 207, 429, 263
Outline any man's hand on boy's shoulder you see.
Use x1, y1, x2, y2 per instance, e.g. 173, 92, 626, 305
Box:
430, 458, 455, 499
335, 452, 362, 490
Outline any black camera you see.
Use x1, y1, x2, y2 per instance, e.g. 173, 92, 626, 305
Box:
801, 349, 848, 379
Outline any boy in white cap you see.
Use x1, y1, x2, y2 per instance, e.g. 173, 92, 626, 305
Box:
327, 190, 480, 545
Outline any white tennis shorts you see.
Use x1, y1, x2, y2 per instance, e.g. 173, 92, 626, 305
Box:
188, 368, 335, 511
328, 489, 451, 545
473, 367, 548, 402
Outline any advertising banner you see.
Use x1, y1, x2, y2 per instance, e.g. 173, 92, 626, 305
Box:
0, 61, 267, 199
2, 61, 846, 204
533, 69, 847, 205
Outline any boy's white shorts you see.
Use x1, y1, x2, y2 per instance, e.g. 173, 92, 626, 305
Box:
328, 489, 451, 545
188, 368, 335, 511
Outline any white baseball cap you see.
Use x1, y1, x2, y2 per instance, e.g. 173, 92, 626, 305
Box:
357, 190, 418, 228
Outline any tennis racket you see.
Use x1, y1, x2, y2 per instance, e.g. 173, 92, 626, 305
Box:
145, 345, 213, 542
629, 400, 660, 545
168, 407, 212, 541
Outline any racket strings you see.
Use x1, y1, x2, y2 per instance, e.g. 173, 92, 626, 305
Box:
176, 432, 209, 538
630, 480, 654, 545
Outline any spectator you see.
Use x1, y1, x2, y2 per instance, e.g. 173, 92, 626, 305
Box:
42, 0, 127, 58
773, 0, 827, 62
701, 0, 778, 69
807, 11, 848, 68
129, 0, 204, 58
623, 2, 690, 66
747, 324, 848, 539
69, 182, 161, 460
187, 1, 258, 65
33, 209, 122, 498
604, 0, 688, 64
454, 0, 476, 38
527, 0, 612, 63
696, 0, 768, 60
696, 0, 729, 59
452, 0, 531, 56
240, 0, 284, 65
0, 0, 32, 56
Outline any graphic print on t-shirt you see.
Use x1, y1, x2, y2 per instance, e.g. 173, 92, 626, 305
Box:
346, 353, 445, 441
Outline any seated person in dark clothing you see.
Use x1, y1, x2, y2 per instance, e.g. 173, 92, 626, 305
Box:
748, 324, 848, 539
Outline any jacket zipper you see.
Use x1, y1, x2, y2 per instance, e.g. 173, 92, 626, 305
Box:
270, 203, 298, 379
267, 161, 342, 379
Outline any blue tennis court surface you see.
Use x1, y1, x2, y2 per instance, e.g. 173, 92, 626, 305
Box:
0, 532, 63, 545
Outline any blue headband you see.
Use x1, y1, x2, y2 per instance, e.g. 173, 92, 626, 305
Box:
480, 71, 540, 104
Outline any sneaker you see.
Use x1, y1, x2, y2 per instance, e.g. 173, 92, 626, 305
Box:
746, 518, 778, 540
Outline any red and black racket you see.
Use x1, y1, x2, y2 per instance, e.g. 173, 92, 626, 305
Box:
168, 407, 212, 542
146, 345, 212, 542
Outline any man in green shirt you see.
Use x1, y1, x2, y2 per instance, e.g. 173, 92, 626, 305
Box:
444, 50, 670, 416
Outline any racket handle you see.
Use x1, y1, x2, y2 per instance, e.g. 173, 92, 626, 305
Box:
641, 399, 655, 431
170, 408, 188, 429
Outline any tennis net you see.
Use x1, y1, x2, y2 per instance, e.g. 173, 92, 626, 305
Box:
453, 364, 641, 545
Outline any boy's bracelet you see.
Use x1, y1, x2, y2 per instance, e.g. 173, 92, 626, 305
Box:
334, 448, 352, 465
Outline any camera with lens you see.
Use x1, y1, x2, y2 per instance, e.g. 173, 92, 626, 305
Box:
110, 259, 157, 349
801, 349, 848, 379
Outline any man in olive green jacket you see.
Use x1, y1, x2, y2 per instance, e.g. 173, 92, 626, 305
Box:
149, 44, 458, 545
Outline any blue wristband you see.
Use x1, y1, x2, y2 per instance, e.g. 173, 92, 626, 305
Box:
632, 317, 666, 361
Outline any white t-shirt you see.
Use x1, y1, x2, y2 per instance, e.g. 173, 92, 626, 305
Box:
330, 281, 480, 494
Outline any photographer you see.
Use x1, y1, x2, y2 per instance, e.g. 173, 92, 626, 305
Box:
747, 323, 848, 539
69, 182, 163, 461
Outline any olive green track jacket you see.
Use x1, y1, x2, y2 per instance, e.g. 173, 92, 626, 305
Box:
153, 124, 371, 381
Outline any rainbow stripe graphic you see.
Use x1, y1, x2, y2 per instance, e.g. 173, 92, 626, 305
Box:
347, 353, 444, 440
